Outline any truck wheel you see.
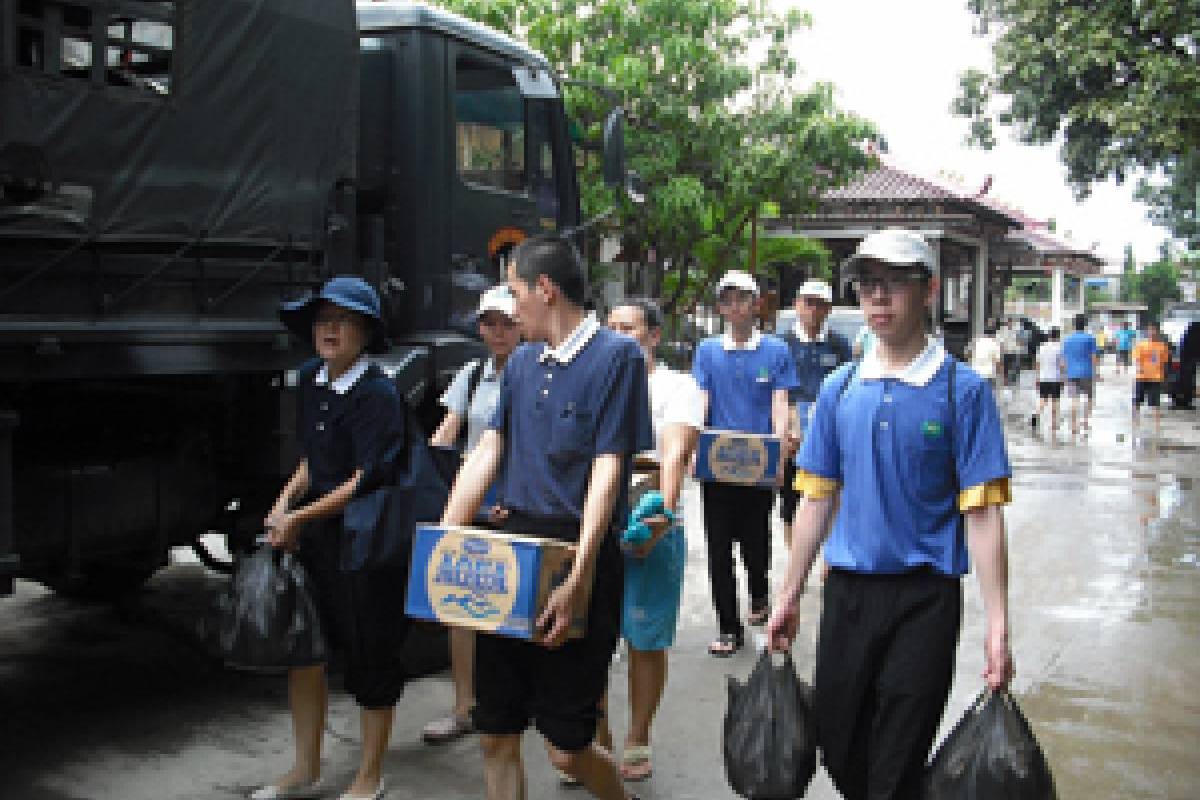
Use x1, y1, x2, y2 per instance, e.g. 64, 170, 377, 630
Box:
45, 564, 158, 600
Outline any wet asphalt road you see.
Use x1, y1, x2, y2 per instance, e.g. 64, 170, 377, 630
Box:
1, 362, 1197, 800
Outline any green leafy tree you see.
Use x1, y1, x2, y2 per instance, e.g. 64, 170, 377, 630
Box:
438, 0, 877, 319
954, 0, 1200, 239
1131, 256, 1182, 320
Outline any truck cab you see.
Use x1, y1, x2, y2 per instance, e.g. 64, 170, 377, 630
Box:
0, 1, 587, 596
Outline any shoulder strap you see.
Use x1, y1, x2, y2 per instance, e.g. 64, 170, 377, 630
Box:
947, 355, 960, 495
837, 361, 859, 401
465, 358, 485, 407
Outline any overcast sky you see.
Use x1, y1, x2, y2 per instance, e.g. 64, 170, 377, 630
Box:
779, 0, 1170, 265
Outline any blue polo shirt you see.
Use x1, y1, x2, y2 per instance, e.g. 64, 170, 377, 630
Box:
692, 331, 799, 433
798, 341, 1010, 576
489, 316, 654, 530
1061, 331, 1098, 379
1115, 328, 1136, 352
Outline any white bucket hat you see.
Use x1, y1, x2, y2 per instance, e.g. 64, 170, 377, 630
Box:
795, 280, 833, 304
715, 269, 759, 297
846, 229, 936, 274
476, 285, 516, 319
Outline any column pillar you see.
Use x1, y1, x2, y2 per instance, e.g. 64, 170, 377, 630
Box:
973, 240, 989, 339
1051, 265, 1065, 329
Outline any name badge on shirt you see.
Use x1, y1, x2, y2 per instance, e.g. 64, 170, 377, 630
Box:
820, 353, 839, 368
755, 366, 771, 383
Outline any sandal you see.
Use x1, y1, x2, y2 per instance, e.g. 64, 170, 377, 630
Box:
708, 631, 743, 658
620, 744, 653, 781
747, 603, 770, 626
421, 712, 475, 745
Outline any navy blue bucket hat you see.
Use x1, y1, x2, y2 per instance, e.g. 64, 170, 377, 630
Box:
279, 275, 389, 354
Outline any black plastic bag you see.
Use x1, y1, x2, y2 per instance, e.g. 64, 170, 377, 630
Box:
925, 689, 1057, 800
218, 546, 327, 669
724, 650, 818, 799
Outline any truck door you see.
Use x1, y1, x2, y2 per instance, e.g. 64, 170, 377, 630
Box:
449, 48, 567, 330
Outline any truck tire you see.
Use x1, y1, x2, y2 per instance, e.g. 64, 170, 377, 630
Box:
44, 564, 159, 601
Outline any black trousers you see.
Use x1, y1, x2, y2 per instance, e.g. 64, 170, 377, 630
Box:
700, 481, 775, 636
815, 568, 961, 800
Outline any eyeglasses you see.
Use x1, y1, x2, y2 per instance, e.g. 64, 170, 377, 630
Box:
852, 270, 928, 295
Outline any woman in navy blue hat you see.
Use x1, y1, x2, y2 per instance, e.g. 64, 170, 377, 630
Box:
254, 276, 405, 800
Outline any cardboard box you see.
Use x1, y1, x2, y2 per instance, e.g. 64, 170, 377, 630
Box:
405, 525, 591, 641
695, 430, 781, 487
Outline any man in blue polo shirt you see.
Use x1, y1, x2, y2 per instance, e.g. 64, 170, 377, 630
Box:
767, 229, 1014, 800
692, 269, 798, 657
439, 235, 652, 800
1061, 313, 1099, 435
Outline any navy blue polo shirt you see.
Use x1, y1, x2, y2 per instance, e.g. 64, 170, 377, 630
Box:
798, 341, 1010, 576
692, 331, 799, 433
784, 330, 852, 403
489, 317, 654, 531
295, 357, 405, 498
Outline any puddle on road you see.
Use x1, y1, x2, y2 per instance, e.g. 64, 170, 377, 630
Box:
1022, 465, 1200, 798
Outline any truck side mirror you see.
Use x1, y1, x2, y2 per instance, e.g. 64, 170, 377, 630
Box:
601, 107, 625, 189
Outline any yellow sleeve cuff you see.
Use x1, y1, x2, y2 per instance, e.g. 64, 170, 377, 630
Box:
958, 478, 1012, 511
793, 469, 841, 499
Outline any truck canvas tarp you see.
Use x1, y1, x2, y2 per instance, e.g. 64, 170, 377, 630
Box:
0, 0, 358, 248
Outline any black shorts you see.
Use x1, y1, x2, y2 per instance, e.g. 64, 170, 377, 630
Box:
1037, 381, 1063, 400
472, 512, 622, 752
1133, 380, 1162, 407
297, 522, 409, 709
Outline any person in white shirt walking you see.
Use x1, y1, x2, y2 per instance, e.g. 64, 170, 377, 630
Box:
968, 326, 1003, 393
1033, 327, 1065, 432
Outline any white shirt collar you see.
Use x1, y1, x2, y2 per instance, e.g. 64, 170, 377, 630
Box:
793, 322, 829, 344
858, 337, 946, 387
721, 329, 762, 351
315, 356, 371, 394
538, 313, 600, 365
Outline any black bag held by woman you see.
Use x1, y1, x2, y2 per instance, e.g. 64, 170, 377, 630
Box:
724, 650, 818, 799
925, 689, 1057, 800
219, 546, 327, 668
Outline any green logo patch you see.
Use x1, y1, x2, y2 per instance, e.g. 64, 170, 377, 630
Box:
921, 420, 944, 438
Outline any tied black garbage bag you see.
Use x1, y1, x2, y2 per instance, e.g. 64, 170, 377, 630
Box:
724, 650, 818, 799
218, 547, 327, 669
925, 689, 1057, 800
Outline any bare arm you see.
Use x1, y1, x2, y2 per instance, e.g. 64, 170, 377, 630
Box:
439, 428, 504, 527
267, 460, 311, 523
629, 422, 698, 558
537, 452, 623, 647
429, 411, 465, 448
766, 494, 837, 651
266, 464, 363, 550
772, 388, 795, 486
965, 503, 1013, 688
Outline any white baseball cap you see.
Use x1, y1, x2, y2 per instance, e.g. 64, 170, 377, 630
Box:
795, 280, 833, 304
846, 228, 936, 274
715, 269, 759, 297
476, 285, 516, 319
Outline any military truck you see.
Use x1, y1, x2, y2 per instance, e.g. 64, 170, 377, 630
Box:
0, 0, 620, 596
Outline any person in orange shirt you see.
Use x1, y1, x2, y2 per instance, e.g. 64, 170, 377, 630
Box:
1132, 322, 1171, 435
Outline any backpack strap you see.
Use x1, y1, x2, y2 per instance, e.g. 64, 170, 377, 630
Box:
454, 358, 486, 452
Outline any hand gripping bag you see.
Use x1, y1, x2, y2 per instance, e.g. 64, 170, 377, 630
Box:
925, 689, 1057, 800
219, 546, 327, 669
724, 650, 818, 799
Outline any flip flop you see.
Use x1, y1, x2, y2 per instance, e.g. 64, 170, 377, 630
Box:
421, 713, 475, 745
708, 632, 742, 657
620, 745, 653, 781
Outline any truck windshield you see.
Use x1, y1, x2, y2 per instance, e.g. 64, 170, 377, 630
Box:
454, 58, 560, 224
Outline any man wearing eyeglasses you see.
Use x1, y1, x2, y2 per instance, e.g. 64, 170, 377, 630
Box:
691, 270, 798, 657
767, 229, 1014, 800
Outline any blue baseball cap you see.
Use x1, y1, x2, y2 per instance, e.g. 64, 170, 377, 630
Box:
279, 275, 388, 354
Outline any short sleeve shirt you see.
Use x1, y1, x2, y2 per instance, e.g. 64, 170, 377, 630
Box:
1133, 339, 1170, 382
970, 336, 1002, 380
295, 357, 405, 499
647, 366, 704, 453
1116, 328, 1136, 351
798, 341, 1011, 576
440, 357, 503, 453
1036, 340, 1064, 382
489, 321, 654, 529
1061, 332, 1098, 379
783, 329, 852, 404
691, 331, 799, 433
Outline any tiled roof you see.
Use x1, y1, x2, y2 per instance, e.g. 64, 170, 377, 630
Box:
823, 164, 964, 202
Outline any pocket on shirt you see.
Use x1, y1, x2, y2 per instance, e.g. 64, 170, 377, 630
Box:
914, 439, 955, 501
548, 406, 594, 464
